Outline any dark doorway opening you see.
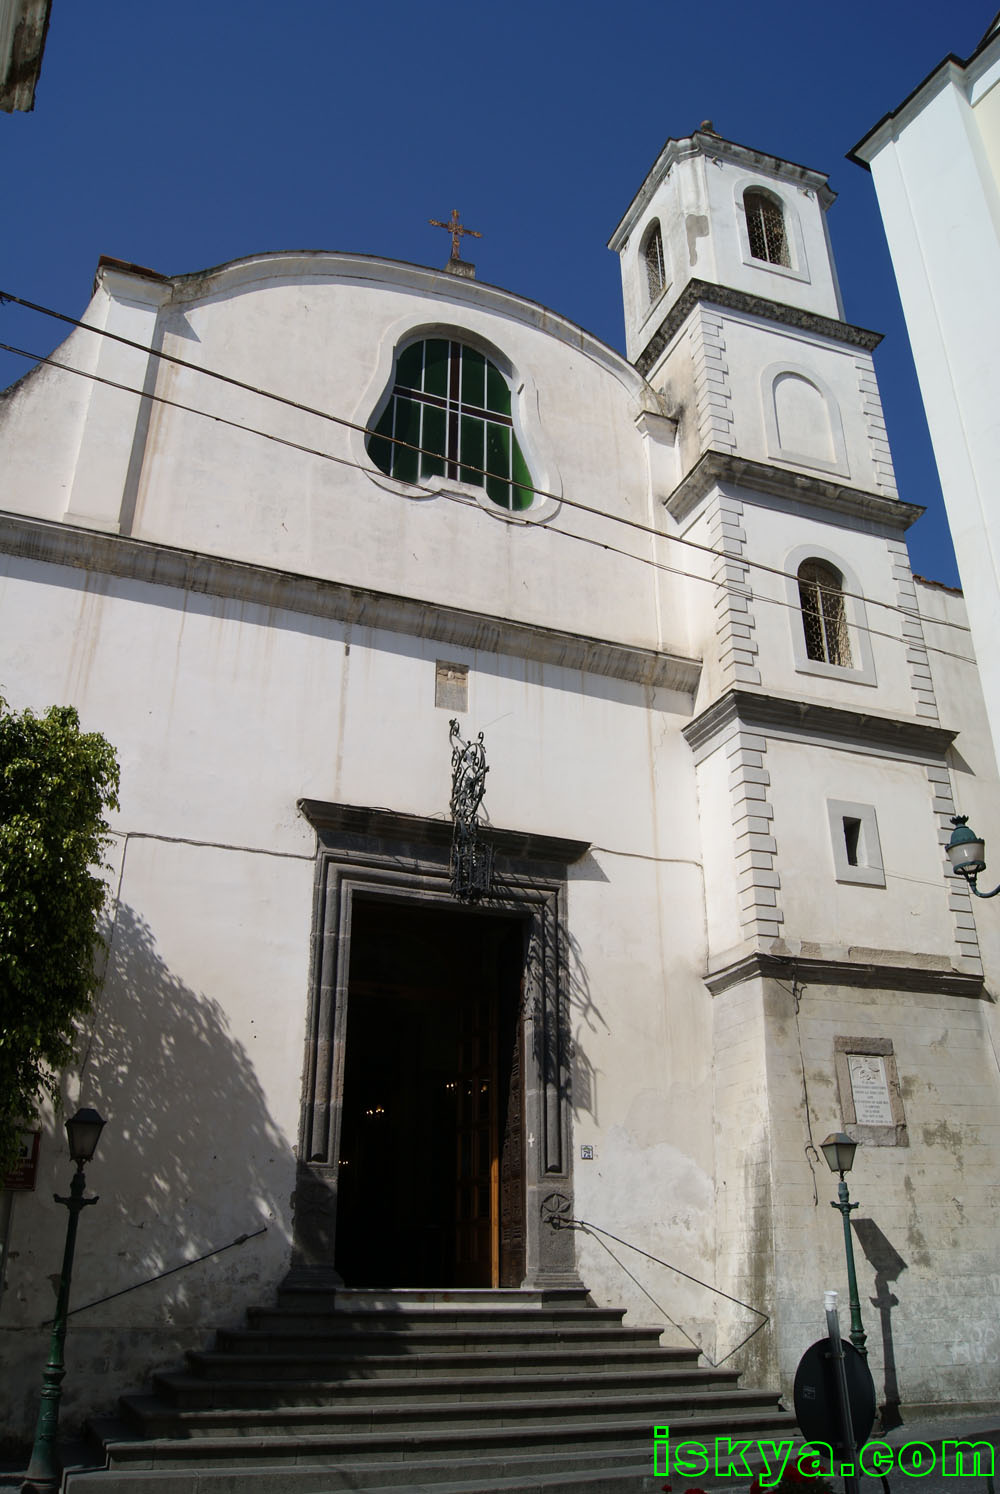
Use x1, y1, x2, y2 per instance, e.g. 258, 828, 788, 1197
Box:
334, 898, 526, 1288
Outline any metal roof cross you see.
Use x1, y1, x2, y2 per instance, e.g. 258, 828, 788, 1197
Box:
429, 209, 482, 261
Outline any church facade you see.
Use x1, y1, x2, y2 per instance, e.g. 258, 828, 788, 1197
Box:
1, 128, 998, 1439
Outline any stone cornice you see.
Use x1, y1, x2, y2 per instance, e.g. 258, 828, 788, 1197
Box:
634, 279, 882, 377
0, 511, 701, 696
297, 799, 591, 867
665, 450, 923, 530
705, 949, 984, 999
683, 688, 957, 764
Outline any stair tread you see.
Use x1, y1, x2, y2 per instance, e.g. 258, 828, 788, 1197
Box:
222, 1332, 666, 1344
97, 1406, 794, 1455
122, 1383, 781, 1423
154, 1365, 738, 1396
64, 1449, 678, 1492
187, 1345, 696, 1367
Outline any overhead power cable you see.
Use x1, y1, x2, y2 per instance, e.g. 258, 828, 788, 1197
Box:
0, 338, 977, 668
0, 287, 971, 640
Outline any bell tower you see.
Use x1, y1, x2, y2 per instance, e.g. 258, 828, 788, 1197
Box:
609, 126, 845, 367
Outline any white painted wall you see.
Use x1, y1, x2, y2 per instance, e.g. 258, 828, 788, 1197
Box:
855, 32, 1000, 764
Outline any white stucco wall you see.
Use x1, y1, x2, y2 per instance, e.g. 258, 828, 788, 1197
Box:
0, 255, 693, 659
856, 36, 1000, 765
0, 535, 715, 1435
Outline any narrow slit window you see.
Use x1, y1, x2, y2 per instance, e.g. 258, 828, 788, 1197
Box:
827, 800, 885, 888
798, 559, 852, 668
368, 339, 535, 512
843, 817, 862, 867
745, 189, 790, 268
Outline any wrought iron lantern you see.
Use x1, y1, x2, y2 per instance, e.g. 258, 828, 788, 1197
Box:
65, 1107, 106, 1167
820, 1131, 857, 1177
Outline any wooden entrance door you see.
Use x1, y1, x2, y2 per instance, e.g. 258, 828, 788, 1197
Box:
454, 987, 499, 1285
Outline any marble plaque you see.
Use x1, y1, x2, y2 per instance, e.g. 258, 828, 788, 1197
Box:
848, 1053, 894, 1126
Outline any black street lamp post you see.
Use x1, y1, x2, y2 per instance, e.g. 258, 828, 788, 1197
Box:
820, 1131, 867, 1358
21, 1107, 106, 1494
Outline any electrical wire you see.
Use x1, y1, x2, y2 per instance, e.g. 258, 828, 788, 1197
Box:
0, 287, 973, 639
0, 338, 978, 665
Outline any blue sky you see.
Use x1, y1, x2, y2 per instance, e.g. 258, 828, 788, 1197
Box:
2, 0, 989, 587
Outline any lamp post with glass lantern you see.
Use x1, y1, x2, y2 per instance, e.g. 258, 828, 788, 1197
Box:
21, 1108, 106, 1494
820, 1131, 867, 1358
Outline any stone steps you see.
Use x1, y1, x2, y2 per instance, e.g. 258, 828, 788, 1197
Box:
64, 1286, 794, 1493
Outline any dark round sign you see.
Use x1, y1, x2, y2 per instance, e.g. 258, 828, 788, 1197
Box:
793, 1338, 877, 1451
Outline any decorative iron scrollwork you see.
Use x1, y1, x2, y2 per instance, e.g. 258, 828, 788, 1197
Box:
448, 718, 494, 901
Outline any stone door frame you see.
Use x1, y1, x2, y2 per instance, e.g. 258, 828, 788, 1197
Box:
291, 800, 587, 1289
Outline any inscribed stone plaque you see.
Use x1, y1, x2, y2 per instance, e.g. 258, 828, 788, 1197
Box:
435, 661, 469, 711
847, 1054, 893, 1126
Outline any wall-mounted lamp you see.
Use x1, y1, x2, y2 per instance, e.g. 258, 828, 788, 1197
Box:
946, 816, 1000, 899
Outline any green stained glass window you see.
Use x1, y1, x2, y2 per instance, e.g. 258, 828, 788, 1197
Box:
367, 339, 536, 511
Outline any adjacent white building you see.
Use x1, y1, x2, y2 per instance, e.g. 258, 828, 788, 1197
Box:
851, 13, 1000, 770
1, 126, 998, 1441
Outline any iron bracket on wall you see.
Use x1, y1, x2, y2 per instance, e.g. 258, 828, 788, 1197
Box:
448, 718, 494, 900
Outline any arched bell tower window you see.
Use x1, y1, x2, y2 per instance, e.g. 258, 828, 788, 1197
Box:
798, 559, 851, 668
642, 223, 666, 302
368, 338, 535, 512
744, 188, 790, 268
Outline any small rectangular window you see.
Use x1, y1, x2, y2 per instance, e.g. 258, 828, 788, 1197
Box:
827, 800, 884, 887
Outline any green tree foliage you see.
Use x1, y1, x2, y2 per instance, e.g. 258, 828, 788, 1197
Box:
0, 700, 119, 1172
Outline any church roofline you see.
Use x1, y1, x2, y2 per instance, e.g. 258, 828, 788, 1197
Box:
849, 24, 1000, 168
92, 248, 653, 403
608, 131, 836, 254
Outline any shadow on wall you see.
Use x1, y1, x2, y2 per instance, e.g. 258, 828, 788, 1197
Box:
563, 923, 605, 1126
76, 899, 296, 1298
852, 1216, 908, 1433
4, 900, 298, 1440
